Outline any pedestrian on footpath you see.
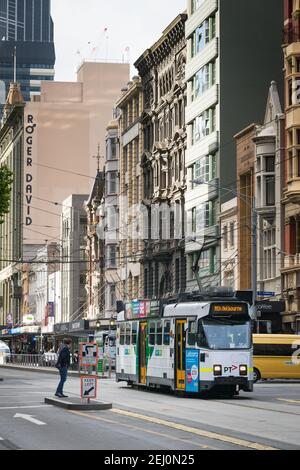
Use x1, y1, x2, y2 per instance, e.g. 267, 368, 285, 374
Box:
55, 338, 72, 398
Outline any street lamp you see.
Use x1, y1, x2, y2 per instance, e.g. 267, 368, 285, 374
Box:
191, 178, 257, 306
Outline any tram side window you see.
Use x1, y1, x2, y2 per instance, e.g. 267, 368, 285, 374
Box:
149, 322, 156, 346
125, 323, 131, 346
197, 321, 209, 348
156, 321, 162, 345
164, 321, 171, 345
120, 324, 125, 345
131, 322, 138, 345
188, 320, 196, 346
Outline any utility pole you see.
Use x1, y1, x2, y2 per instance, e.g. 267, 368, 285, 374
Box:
252, 196, 257, 308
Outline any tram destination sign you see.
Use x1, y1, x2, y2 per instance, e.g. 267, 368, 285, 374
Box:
210, 303, 248, 314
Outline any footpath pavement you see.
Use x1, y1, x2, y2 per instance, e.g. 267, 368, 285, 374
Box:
0, 363, 113, 378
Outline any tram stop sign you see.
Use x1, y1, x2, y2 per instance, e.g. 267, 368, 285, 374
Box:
80, 376, 97, 399
79, 342, 98, 367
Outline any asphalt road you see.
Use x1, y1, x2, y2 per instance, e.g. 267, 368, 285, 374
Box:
0, 368, 299, 451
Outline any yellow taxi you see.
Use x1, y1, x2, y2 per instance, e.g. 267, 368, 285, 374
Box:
253, 334, 300, 382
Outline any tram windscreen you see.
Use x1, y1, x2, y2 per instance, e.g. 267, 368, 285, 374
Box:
198, 318, 252, 350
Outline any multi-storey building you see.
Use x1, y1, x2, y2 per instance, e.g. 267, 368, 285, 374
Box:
103, 120, 119, 319
0, 62, 129, 329
116, 76, 143, 301
235, 82, 285, 333
134, 14, 187, 299
0, 83, 24, 327
85, 170, 105, 320
61, 195, 88, 324
254, 82, 285, 305
282, 0, 300, 334
0, 0, 55, 109
185, 0, 284, 291
219, 198, 238, 290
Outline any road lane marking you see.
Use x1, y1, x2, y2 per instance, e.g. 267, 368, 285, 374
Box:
69, 410, 214, 450
111, 409, 278, 451
277, 398, 300, 405
0, 405, 51, 410
14, 413, 46, 426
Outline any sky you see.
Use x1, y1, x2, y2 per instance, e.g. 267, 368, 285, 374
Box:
51, 0, 187, 82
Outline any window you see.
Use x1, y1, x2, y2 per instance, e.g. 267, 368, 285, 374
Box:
131, 322, 137, 345
229, 222, 235, 247
191, 16, 215, 58
188, 320, 197, 345
164, 321, 171, 345
107, 171, 118, 195
266, 176, 275, 206
263, 228, 276, 280
223, 225, 228, 250
149, 322, 155, 346
110, 285, 116, 309
156, 321, 162, 345
192, 155, 210, 184
175, 258, 180, 292
110, 138, 117, 159
253, 343, 295, 356
192, 108, 215, 144
123, 147, 128, 172
265, 156, 275, 172
125, 323, 131, 345
106, 245, 117, 268
191, 0, 204, 14
120, 323, 125, 345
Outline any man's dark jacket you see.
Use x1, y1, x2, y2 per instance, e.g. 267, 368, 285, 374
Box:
56, 346, 71, 368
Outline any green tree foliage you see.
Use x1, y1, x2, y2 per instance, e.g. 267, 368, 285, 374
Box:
0, 165, 14, 224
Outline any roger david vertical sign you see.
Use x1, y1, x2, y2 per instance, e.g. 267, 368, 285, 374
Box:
185, 349, 199, 393
24, 114, 36, 227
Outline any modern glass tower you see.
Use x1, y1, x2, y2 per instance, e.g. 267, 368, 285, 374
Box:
0, 0, 55, 110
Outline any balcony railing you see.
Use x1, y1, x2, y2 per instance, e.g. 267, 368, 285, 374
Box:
284, 253, 300, 269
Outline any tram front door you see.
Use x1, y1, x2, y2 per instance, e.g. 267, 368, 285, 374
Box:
139, 322, 147, 385
176, 319, 186, 390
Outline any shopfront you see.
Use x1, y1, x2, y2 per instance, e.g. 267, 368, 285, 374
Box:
54, 320, 92, 355
255, 301, 286, 333
0, 326, 41, 353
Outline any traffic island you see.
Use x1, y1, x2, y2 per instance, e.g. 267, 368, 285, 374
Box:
44, 397, 112, 410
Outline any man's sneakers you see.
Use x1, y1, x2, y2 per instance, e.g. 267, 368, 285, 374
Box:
55, 393, 68, 398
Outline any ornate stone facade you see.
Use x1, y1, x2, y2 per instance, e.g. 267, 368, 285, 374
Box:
135, 14, 187, 299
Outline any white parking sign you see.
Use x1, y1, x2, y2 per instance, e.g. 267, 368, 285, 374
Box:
79, 342, 98, 366
80, 376, 97, 399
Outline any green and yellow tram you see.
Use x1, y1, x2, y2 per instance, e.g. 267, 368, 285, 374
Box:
116, 291, 254, 397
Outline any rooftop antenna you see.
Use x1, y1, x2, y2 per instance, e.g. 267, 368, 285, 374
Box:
93, 144, 102, 172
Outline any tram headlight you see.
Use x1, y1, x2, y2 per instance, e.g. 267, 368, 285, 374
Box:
239, 365, 248, 376
213, 365, 222, 376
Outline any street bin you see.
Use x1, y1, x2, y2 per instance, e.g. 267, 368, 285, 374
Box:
98, 358, 103, 373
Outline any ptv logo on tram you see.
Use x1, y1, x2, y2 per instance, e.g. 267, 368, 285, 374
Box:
223, 365, 238, 374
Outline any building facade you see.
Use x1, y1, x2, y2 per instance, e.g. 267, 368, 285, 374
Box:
0, 0, 55, 107
254, 82, 284, 305
0, 83, 24, 327
185, 0, 284, 291
282, 0, 300, 333
85, 171, 105, 320
135, 14, 187, 300
116, 76, 144, 302
61, 194, 88, 324
220, 198, 238, 290
103, 120, 119, 319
